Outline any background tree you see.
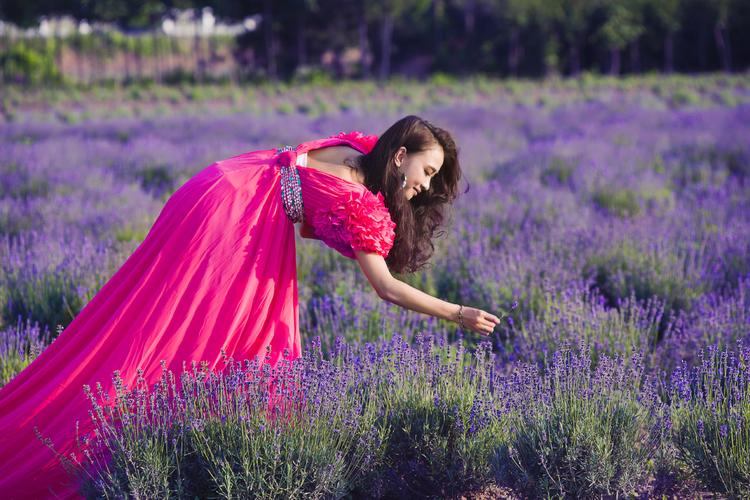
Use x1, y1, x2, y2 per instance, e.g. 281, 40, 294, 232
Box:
502, 0, 537, 77
648, 0, 682, 73
708, 0, 732, 72
594, 0, 646, 75
555, 0, 596, 75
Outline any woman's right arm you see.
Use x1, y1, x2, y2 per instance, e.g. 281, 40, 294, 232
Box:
354, 250, 500, 336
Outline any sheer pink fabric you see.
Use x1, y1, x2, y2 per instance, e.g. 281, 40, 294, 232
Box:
0, 131, 393, 498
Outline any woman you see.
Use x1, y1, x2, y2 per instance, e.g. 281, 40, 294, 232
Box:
0, 115, 500, 498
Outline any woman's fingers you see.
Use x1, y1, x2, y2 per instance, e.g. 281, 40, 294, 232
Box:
480, 312, 501, 327
461, 307, 505, 335
477, 319, 494, 335
480, 310, 501, 324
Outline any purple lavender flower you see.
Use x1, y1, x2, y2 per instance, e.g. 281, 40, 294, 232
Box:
663, 415, 672, 433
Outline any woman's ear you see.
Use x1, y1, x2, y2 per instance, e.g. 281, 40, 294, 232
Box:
394, 146, 407, 167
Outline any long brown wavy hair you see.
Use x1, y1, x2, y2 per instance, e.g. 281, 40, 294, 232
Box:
358, 115, 463, 274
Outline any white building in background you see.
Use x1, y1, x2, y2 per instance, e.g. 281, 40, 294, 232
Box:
0, 14, 115, 37
161, 7, 259, 37
0, 7, 259, 38
38, 15, 77, 37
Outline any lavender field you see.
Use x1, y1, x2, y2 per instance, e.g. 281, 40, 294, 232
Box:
2, 74, 750, 498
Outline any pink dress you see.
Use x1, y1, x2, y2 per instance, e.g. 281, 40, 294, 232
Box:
0, 131, 396, 499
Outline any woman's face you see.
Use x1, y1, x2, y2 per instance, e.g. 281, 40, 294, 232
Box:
393, 144, 444, 200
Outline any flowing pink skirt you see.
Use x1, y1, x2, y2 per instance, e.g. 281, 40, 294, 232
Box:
0, 148, 301, 498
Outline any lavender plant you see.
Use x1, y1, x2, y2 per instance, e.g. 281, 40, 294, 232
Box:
330, 335, 512, 497
582, 237, 707, 338
0, 317, 51, 385
502, 344, 663, 498
46, 346, 386, 499
669, 344, 750, 497
660, 277, 750, 371
512, 280, 674, 367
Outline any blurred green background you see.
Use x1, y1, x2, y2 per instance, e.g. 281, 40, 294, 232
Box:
1, 0, 749, 86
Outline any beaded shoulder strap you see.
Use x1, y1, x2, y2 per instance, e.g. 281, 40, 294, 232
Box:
276, 145, 304, 223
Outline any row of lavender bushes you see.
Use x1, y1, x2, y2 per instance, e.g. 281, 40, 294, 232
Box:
34, 336, 749, 498
4, 271, 747, 392
3, 74, 748, 125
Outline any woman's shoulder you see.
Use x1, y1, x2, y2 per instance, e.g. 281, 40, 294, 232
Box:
305, 146, 366, 186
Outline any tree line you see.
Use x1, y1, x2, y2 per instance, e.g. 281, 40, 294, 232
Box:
1, 0, 748, 82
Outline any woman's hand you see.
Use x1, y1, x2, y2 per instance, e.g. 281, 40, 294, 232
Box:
456, 306, 501, 336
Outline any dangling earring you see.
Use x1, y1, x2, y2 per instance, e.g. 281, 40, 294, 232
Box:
398, 154, 407, 189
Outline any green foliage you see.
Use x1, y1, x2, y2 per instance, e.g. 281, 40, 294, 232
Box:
0, 202, 43, 240
292, 67, 335, 86
429, 72, 457, 86
0, 44, 61, 85
0, 270, 85, 337
162, 68, 197, 86
0, 349, 35, 388
583, 239, 705, 337
276, 101, 296, 115
2, 74, 747, 123
186, 414, 374, 498
668, 145, 750, 189
592, 186, 642, 218
716, 89, 739, 107
670, 87, 702, 107
0, 320, 52, 387
540, 156, 576, 188
0, 163, 51, 200
113, 219, 151, 243
640, 185, 676, 215
136, 164, 176, 196
596, 0, 646, 51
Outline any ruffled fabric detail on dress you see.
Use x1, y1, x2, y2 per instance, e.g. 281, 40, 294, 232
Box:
329, 131, 379, 153
311, 189, 396, 259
